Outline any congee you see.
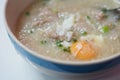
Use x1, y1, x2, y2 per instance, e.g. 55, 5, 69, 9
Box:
16, 0, 120, 61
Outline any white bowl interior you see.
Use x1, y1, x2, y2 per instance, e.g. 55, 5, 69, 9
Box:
6, 0, 33, 35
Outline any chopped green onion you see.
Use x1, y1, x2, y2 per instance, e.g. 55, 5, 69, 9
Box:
56, 40, 71, 53
63, 47, 70, 53
71, 38, 77, 42
86, 16, 91, 20
27, 29, 35, 34
101, 8, 107, 13
27, 30, 33, 34
56, 40, 63, 47
29, 30, 33, 33
101, 26, 109, 33
40, 40, 47, 44
86, 16, 95, 26
80, 31, 88, 36
25, 11, 30, 16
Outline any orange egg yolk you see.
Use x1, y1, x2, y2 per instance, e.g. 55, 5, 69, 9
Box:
70, 41, 96, 60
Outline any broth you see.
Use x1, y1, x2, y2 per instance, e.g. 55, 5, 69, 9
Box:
16, 0, 120, 61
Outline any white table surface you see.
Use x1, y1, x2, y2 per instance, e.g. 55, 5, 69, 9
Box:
0, 0, 120, 80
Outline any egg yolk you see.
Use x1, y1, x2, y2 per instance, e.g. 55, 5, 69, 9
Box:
70, 41, 96, 60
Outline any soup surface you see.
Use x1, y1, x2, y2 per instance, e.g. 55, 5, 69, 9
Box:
17, 0, 120, 61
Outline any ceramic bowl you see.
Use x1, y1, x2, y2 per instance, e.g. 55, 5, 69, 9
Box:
3, 0, 120, 79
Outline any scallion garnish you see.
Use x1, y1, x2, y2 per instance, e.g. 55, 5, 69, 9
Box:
80, 31, 88, 36
56, 40, 63, 47
101, 8, 107, 13
86, 16, 91, 20
63, 47, 70, 53
101, 25, 109, 33
40, 40, 47, 44
86, 16, 95, 26
25, 11, 30, 16
71, 38, 77, 42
